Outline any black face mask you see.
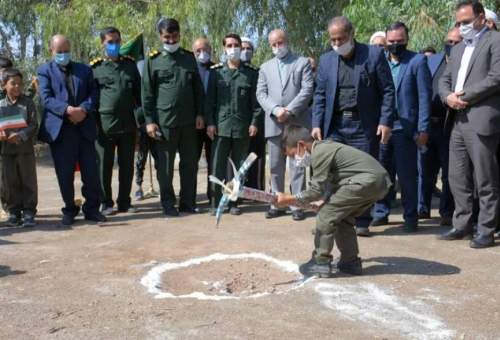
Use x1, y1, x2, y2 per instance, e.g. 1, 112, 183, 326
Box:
388, 43, 407, 57
444, 43, 453, 57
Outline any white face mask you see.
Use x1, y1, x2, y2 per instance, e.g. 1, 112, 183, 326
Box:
197, 51, 210, 64
163, 42, 180, 53
241, 49, 253, 62
295, 146, 311, 168
459, 22, 477, 40
226, 47, 241, 61
333, 40, 354, 57
272, 45, 288, 59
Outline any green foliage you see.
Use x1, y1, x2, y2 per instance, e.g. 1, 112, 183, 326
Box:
0, 0, 499, 77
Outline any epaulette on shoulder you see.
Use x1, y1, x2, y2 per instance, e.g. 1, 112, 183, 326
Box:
149, 49, 160, 58
243, 63, 258, 71
89, 57, 104, 67
210, 63, 223, 69
122, 55, 135, 62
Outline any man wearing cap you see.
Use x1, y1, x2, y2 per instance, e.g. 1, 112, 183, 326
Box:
142, 18, 205, 217
485, 8, 499, 30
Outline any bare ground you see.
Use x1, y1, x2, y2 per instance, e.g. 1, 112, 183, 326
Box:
0, 155, 499, 339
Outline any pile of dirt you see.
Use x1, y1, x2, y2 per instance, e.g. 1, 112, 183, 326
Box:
162, 259, 301, 297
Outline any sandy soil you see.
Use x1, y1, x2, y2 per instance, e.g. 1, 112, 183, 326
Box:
0, 155, 499, 339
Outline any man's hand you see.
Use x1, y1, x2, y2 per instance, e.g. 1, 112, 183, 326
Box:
310, 199, 325, 212
207, 125, 217, 140
276, 192, 296, 208
7, 132, 20, 144
249, 125, 258, 137
415, 132, 429, 147
275, 107, 289, 123
446, 91, 468, 110
67, 106, 87, 124
311, 128, 322, 141
0, 130, 7, 141
377, 125, 392, 144
146, 123, 160, 139
196, 116, 205, 130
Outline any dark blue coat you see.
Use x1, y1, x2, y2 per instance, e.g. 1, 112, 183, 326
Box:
393, 50, 432, 136
312, 42, 395, 139
37, 61, 98, 143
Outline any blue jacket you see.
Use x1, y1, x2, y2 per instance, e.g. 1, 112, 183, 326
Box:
427, 52, 445, 78
37, 61, 98, 143
312, 42, 395, 139
392, 50, 432, 136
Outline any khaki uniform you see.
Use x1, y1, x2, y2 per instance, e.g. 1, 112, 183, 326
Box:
142, 48, 204, 211
296, 140, 391, 264
91, 56, 141, 211
204, 62, 262, 207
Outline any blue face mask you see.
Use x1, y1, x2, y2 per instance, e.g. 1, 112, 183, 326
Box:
105, 43, 120, 58
54, 52, 71, 66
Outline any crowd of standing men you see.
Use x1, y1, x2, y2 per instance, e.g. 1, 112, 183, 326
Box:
0, 0, 499, 253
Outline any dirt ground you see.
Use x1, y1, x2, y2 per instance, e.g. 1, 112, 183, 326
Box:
1, 154, 500, 340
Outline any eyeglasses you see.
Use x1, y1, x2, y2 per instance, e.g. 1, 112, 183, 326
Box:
456, 16, 479, 27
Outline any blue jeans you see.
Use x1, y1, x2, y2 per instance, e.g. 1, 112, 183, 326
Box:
374, 130, 418, 226
417, 120, 454, 218
329, 116, 379, 229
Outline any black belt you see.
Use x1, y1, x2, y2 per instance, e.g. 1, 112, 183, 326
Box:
335, 110, 360, 120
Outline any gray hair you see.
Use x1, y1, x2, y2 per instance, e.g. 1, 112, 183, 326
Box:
328, 16, 354, 35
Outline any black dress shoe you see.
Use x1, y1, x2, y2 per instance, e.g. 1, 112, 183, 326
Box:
179, 205, 200, 214
61, 214, 75, 226
292, 210, 305, 221
470, 234, 495, 248
299, 257, 333, 278
85, 213, 107, 223
370, 216, 388, 226
163, 207, 179, 217
418, 211, 431, 219
265, 209, 286, 219
438, 228, 472, 241
335, 257, 362, 276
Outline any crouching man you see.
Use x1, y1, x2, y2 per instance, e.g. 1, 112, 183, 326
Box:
276, 125, 391, 278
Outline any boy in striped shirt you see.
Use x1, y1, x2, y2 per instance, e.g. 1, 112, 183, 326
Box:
0, 68, 38, 227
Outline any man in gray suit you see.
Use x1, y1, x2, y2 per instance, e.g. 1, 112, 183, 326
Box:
256, 29, 314, 221
438, 0, 500, 248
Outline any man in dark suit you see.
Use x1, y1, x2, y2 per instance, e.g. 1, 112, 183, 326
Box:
438, 0, 500, 248
372, 22, 432, 232
417, 27, 462, 226
311, 16, 395, 236
37, 34, 105, 226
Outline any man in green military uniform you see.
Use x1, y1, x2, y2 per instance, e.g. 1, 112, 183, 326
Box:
142, 18, 205, 216
205, 33, 262, 215
276, 125, 392, 278
91, 27, 141, 215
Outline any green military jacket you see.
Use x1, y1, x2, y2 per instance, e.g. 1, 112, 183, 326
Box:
296, 140, 390, 204
142, 48, 204, 134
91, 56, 141, 134
204, 62, 262, 138
0, 94, 38, 155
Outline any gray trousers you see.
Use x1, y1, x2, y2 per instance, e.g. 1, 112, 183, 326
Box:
449, 115, 500, 236
267, 135, 305, 211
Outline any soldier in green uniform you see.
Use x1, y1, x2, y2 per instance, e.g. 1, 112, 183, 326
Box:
205, 33, 262, 215
276, 125, 392, 278
91, 27, 141, 215
142, 18, 205, 216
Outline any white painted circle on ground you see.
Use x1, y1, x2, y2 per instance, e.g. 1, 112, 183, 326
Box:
140, 253, 311, 301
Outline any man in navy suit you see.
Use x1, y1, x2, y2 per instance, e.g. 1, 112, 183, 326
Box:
37, 34, 105, 226
311, 16, 395, 236
372, 22, 432, 232
417, 28, 462, 226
